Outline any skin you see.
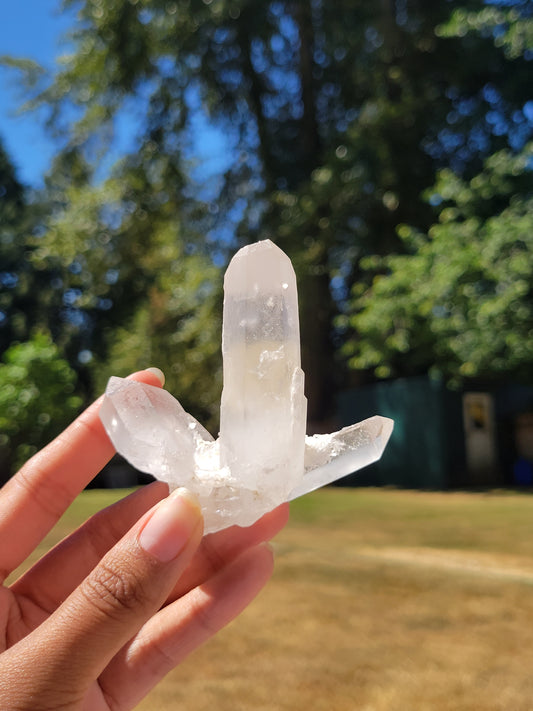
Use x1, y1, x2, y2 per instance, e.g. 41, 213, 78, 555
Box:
0, 369, 289, 710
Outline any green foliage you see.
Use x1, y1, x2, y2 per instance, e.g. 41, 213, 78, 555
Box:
3, 0, 532, 420
32, 158, 223, 425
0, 140, 25, 224
0, 138, 65, 357
92, 237, 223, 431
0, 332, 82, 479
344, 144, 533, 383
439, 4, 533, 60
343, 2, 533, 385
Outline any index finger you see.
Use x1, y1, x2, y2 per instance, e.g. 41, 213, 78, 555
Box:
0, 369, 164, 581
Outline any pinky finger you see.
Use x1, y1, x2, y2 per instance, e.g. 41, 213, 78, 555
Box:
98, 544, 274, 710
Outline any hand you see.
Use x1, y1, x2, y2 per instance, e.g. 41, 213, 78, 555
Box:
0, 369, 289, 710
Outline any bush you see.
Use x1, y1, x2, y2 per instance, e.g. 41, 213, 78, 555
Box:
0, 332, 82, 482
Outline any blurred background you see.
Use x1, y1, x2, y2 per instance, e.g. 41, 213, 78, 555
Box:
2, 2, 533, 709
1, 0, 532, 488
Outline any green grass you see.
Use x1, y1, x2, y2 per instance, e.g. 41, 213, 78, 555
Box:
11, 487, 533, 710
292, 488, 533, 555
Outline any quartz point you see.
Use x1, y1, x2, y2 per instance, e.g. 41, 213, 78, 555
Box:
100, 240, 393, 533
220, 241, 306, 503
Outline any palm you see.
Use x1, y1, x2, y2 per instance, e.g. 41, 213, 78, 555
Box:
0, 586, 106, 709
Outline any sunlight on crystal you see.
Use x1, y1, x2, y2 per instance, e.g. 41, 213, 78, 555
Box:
100, 240, 393, 533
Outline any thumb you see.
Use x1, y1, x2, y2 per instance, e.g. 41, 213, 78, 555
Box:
10, 488, 203, 699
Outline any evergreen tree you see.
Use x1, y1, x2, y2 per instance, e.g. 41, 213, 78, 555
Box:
0, 139, 63, 355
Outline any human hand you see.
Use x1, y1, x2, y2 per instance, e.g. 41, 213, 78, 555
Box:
0, 369, 289, 710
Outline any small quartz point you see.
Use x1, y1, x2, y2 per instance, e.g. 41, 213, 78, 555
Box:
100, 240, 393, 533
99, 376, 215, 495
294, 416, 394, 500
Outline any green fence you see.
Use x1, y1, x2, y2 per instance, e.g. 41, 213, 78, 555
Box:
338, 376, 467, 489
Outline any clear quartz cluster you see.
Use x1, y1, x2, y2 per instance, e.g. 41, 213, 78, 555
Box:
100, 240, 393, 533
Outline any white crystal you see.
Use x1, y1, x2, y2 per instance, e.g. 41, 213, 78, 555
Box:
99, 377, 215, 497
293, 416, 394, 500
220, 240, 306, 497
100, 240, 393, 533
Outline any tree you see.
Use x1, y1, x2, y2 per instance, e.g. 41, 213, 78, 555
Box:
342, 143, 533, 383
342, 2, 533, 385
7, 0, 532, 421
0, 138, 63, 356
31, 158, 224, 425
91, 234, 223, 432
0, 139, 38, 351
0, 139, 26, 348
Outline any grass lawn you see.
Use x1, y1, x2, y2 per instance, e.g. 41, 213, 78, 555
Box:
11, 487, 533, 710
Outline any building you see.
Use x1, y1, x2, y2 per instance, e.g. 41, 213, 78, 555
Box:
338, 376, 533, 489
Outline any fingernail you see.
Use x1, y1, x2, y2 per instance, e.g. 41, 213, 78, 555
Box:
138, 488, 202, 562
145, 367, 165, 386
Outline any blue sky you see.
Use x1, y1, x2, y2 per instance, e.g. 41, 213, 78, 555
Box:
0, 0, 76, 187
0, 0, 231, 191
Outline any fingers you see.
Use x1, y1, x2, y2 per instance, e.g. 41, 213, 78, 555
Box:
13, 495, 288, 616
0, 369, 164, 581
10, 481, 170, 610
99, 544, 275, 710
168, 502, 289, 600
3, 488, 204, 707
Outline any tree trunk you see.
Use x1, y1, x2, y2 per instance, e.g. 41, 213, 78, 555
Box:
293, 0, 321, 176
299, 266, 336, 430
293, 1, 335, 428
236, 8, 276, 193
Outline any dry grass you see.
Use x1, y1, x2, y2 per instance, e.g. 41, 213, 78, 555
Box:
11, 487, 533, 710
